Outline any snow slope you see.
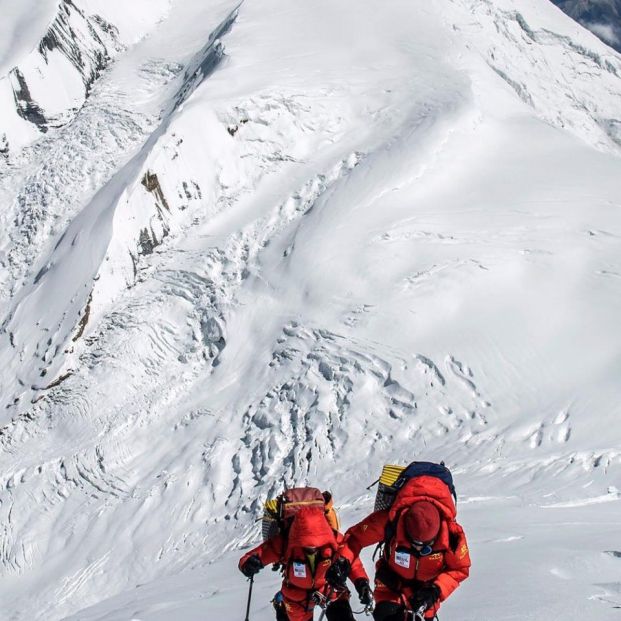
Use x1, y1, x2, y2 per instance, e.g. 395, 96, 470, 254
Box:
0, 0, 171, 155
0, 0, 620, 619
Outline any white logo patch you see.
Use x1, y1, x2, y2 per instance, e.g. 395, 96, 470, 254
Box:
293, 562, 307, 578
395, 550, 411, 569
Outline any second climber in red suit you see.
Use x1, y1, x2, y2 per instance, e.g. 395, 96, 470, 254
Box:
326, 476, 471, 620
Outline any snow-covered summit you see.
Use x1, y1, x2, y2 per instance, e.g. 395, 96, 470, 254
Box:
0, 0, 171, 155
0, 1, 620, 620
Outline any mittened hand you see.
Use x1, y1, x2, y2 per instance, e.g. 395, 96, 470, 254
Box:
354, 578, 373, 606
325, 557, 351, 587
410, 583, 440, 610
240, 554, 263, 578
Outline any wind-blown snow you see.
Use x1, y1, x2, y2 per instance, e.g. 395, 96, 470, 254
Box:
0, 0, 620, 620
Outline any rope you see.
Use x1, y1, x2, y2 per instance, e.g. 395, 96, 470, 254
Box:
351, 603, 375, 616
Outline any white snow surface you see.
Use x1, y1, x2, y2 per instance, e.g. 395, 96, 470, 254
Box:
0, 0, 59, 76
0, 0, 620, 620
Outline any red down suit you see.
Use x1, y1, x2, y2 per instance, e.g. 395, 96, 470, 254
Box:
339, 476, 470, 619
239, 506, 368, 621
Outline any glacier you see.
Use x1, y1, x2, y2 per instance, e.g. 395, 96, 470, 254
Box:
0, 0, 620, 619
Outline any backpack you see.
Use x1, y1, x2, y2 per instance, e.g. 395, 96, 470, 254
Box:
261, 487, 340, 541
372, 461, 457, 562
373, 461, 456, 512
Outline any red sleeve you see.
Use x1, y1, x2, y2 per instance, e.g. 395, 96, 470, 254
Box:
349, 554, 370, 582
435, 522, 471, 601
238, 534, 284, 569
335, 531, 369, 582
339, 510, 389, 565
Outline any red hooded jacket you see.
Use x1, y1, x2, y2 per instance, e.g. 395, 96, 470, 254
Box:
239, 506, 368, 592
339, 476, 470, 608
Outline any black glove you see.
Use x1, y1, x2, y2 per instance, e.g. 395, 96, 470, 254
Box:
325, 557, 351, 588
240, 554, 263, 578
410, 583, 440, 611
354, 578, 373, 606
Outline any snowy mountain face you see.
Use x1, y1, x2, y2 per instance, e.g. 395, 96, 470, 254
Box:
0, 0, 172, 155
552, 0, 621, 50
0, 1, 620, 620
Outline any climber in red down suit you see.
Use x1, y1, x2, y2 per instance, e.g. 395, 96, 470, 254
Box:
327, 476, 471, 620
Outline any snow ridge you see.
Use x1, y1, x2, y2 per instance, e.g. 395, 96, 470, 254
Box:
0, 0, 171, 156
453, 0, 621, 152
1, 0, 120, 154
0, 3, 244, 419
552, 0, 621, 51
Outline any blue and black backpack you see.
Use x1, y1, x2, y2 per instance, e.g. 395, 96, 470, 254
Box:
373, 461, 456, 512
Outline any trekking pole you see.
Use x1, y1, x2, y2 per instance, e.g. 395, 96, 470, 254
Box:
366, 478, 380, 490
244, 576, 254, 621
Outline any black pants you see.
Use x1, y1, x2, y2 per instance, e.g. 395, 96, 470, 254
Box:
373, 602, 404, 621
275, 598, 355, 621
373, 601, 435, 621
326, 599, 356, 621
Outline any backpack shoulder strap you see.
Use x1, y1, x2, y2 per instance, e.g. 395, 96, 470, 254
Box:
447, 520, 464, 552
380, 508, 404, 558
